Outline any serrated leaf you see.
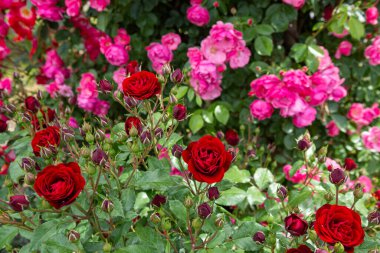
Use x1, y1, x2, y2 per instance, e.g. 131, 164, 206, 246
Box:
214, 105, 229, 125
254, 36, 273, 56
216, 187, 246, 206
247, 186, 265, 206
189, 114, 204, 133
224, 166, 251, 183
288, 188, 312, 208
253, 168, 274, 190
348, 17, 364, 40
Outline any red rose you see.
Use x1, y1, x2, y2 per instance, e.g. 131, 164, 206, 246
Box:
31, 126, 60, 157
284, 214, 308, 236
314, 204, 364, 252
344, 158, 357, 171
126, 60, 139, 75
34, 162, 85, 209
225, 129, 239, 146
122, 71, 161, 100
286, 245, 313, 253
0, 119, 7, 132
182, 135, 232, 183
125, 116, 142, 135
25, 96, 40, 113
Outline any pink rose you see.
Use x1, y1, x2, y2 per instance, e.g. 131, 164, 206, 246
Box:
282, 0, 305, 9
249, 75, 282, 99
0, 77, 12, 95
190, 0, 203, 4
366, 7, 378, 25
0, 18, 9, 38
186, 5, 210, 27
334, 40, 352, 59
36, 6, 64, 21
356, 176, 373, 193
105, 44, 129, 66
347, 103, 364, 122
114, 28, 130, 47
187, 47, 204, 67
161, 32, 181, 51
146, 42, 173, 74
200, 37, 227, 65
68, 117, 79, 128
249, 100, 274, 120
325, 157, 342, 171
362, 126, 380, 152
326, 121, 340, 137
268, 88, 297, 109
283, 69, 311, 96
365, 36, 380, 66
229, 47, 251, 69
292, 107, 317, 128
113, 67, 126, 90
65, 0, 81, 17
90, 0, 110, 12
283, 164, 307, 183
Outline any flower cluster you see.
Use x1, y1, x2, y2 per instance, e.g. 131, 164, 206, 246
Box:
77, 72, 110, 116
146, 33, 181, 74
5, 2, 36, 41
99, 28, 130, 66
249, 47, 346, 127
186, 1, 210, 27
187, 21, 251, 100
31, 0, 64, 21
365, 36, 380, 66
347, 103, 380, 127
362, 126, 380, 152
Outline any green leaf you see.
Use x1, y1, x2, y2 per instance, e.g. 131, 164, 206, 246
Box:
214, 105, 230, 125
255, 24, 274, 35
189, 114, 204, 133
331, 114, 348, 131
308, 44, 324, 58
290, 43, 308, 63
290, 160, 304, 177
288, 188, 312, 208
348, 17, 364, 40
9, 159, 24, 183
216, 187, 247, 206
0, 226, 19, 250
253, 168, 274, 190
175, 86, 188, 99
29, 219, 60, 250
202, 110, 214, 124
169, 200, 187, 222
224, 165, 251, 183
246, 186, 265, 206
134, 192, 150, 210
254, 36, 273, 56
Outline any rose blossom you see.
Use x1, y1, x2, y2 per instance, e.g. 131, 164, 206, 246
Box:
364, 36, 380, 66
284, 214, 308, 236
283, 164, 307, 183
90, 0, 110, 12
249, 100, 274, 120
326, 120, 339, 137
334, 40, 352, 59
145, 42, 173, 74
282, 0, 305, 9
286, 245, 312, 253
161, 32, 181, 51
362, 126, 380, 152
31, 126, 61, 157
104, 44, 129, 66
65, 0, 81, 17
366, 6, 378, 25
186, 4, 210, 27
122, 71, 161, 100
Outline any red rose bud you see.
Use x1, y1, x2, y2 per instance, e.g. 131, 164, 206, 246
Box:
171, 144, 183, 158
0, 119, 7, 132
101, 199, 114, 213
62, 127, 75, 142
125, 116, 142, 136
5, 104, 16, 114
253, 231, 265, 244
9, 195, 30, 211
173, 104, 187, 121
31, 126, 61, 157
277, 185, 288, 200
284, 214, 308, 236
170, 69, 183, 84
225, 129, 239, 146
152, 194, 166, 207
207, 186, 220, 200
368, 210, 380, 225
286, 245, 313, 253
140, 130, 151, 145
126, 60, 139, 76
25, 96, 40, 113
344, 158, 357, 171
4, 150, 15, 163
198, 202, 212, 219
91, 148, 108, 165
99, 80, 113, 94
329, 168, 347, 186
68, 230, 80, 242
247, 149, 255, 158
21, 157, 36, 172
297, 139, 311, 151
154, 128, 163, 139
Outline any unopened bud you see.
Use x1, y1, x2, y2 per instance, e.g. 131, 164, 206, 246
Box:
353, 183, 364, 200
5, 104, 16, 113
334, 242, 345, 253
171, 144, 183, 158
82, 122, 92, 132
214, 216, 224, 227
21, 157, 35, 172
140, 130, 151, 145
173, 104, 187, 121
40, 147, 53, 159
24, 173, 35, 185
91, 148, 108, 166
9, 195, 29, 211
169, 94, 177, 104
101, 199, 114, 213
62, 127, 75, 142
207, 186, 220, 200
124, 96, 138, 108
317, 146, 328, 161
277, 185, 288, 200
99, 80, 113, 94
368, 210, 380, 225
152, 194, 167, 208
198, 202, 212, 219
161, 217, 172, 231
162, 63, 171, 75
150, 212, 161, 224
170, 69, 183, 84
329, 168, 347, 186
216, 131, 224, 139
192, 218, 202, 229
95, 129, 105, 141
154, 128, 163, 139
85, 133, 94, 143
308, 229, 318, 241
253, 231, 265, 244
68, 230, 80, 242
37, 90, 43, 100
103, 242, 112, 253
184, 196, 193, 208
324, 192, 334, 202
297, 138, 311, 151
22, 112, 32, 122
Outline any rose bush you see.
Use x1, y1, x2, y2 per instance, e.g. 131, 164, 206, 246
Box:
0, 0, 379, 252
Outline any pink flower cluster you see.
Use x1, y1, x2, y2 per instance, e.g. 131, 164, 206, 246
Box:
282, 0, 305, 10
38, 49, 73, 98
249, 47, 346, 128
187, 21, 251, 100
362, 126, 380, 152
77, 72, 110, 116
99, 28, 130, 66
364, 36, 380, 66
187, 2, 210, 27
334, 40, 352, 59
347, 103, 380, 127
89, 0, 110, 12
31, 0, 64, 22
146, 33, 181, 74
283, 164, 319, 184
366, 6, 378, 25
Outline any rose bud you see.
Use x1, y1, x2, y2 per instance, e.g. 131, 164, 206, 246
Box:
152, 194, 166, 207
225, 129, 239, 146
297, 138, 311, 151
334, 242, 345, 253
101, 199, 114, 213
207, 186, 220, 200
140, 130, 151, 145
162, 63, 172, 75
154, 128, 163, 139
216, 131, 224, 139
247, 149, 255, 158
95, 129, 105, 141
252, 231, 265, 244
103, 242, 112, 253
24, 96, 40, 113
91, 148, 108, 165
22, 112, 32, 122
24, 172, 35, 185
40, 147, 53, 159
277, 185, 288, 200
170, 69, 183, 84
344, 158, 357, 171
161, 217, 172, 231
284, 214, 308, 236
5, 104, 16, 114
315, 249, 328, 253
99, 80, 113, 94
21, 157, 36, 172
150, 212, 161, 224
125, 117, 142, 136
353, 183, 364, 200
68, 230, 80, 242
62, 127, 75, 142
368, 210, 380, 225
171, 144, 183, 158
169, 94, 177, 104
324, 192, 334, 202
198, 202, 212, 219
9, 195, 30, 211
124, 96, 139, 108
329, 168, 347, 186
173, 104, 187, 121
184, 196, 193, 208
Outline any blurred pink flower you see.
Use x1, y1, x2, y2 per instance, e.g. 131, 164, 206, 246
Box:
365, 36, 380, 66
335, 41, 352, 59
90, 0, 110, 12
146, 42, 173, 74
0, 77, 12, 95
68, 117, 79, 128
105, 44, 129, 66
161, 32, 181, 51
186, 4, 210, 27
282, 0, 305, 9
362, 126, 380, 152
65, 0, 81, 17
326, 121, 340, 137
366, 6, 378, 25
283, 164, 307, 184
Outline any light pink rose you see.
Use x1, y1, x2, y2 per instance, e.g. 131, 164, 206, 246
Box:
90, 0, 110, 12
113, 67, 126, 90
347, 103, 364, 122
187, 47, 204, 67
161, 32, 181, 51
249, 100, 274, 120
292, 106, 317, 128
186, 4, 210, 27
65, 0, 81, 17
334, 40, 352, 59
326, 121, 340, 137
200, 37, 227, 65
362, 126, 380, 152
282, 0, 305, 9
365, 36, 380, 66
105, 44, 129, 66
348, 103, 380, 126
366, 7, 378, 25
357, 176, 373, 193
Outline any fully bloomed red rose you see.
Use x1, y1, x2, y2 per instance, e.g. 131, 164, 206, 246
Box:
286, 245, 313, 253
31, 126, 60, 156
34, 162, 85, 209
314, 204, 364, 253
122, 71, 161, 100
182, 135, 232, 183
